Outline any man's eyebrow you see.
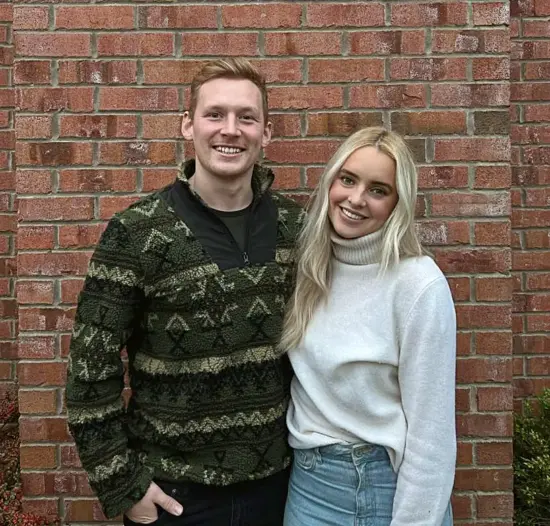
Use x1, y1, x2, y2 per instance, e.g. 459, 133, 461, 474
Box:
202, 104, 260, 114
339, 168, 394, 190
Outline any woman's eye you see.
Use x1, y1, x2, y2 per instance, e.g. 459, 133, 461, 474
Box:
340, 176, 354, 186
370, 187, 387, 196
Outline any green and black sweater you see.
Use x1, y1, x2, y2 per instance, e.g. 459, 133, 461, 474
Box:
66, 161, 304, 518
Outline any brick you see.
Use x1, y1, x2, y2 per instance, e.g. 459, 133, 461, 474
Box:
16, 170, 53, 195
431, 84, 509, 107
515, 293, 550, 313
268, 114, 301, 138
309, 59, 384, 83
98, 196, 141, 219
0, 89, 15, 108
477, 442, 513, 465
98, 33, 174, 57
476, 277, 513, 302
431, 192, 509, 217
58, 60, 137, 85
18, 336, 56, 360
436, 248, 510, 274
17, 226, 55, 250
456, 304, 511, 329
15, 115, 52, 139
477, 386, 513, 411
474, 166, 512, 189
417, 220, 470, 246
222, 4, 301, 28
307, 112, 383, 136
13, 6, 49, 30
56, 6, 134, 29
61, 445, 82, 468
60, 278, 85, 303
391, 111, 466, 135
181, 33, 258, 56
98, 142, 176, 166
15, 142, 92, 166
350, 30, 426, 55
527, 356, 550, 375
418, 166, 469, 189
512, 125, 550, 145
473, 56, 510, 80
526, 274, 550, 291
21, 499, 59, 519
15, 33, 90, 57
0, 47, 13, 67
476, 331, 513, 356
65, 499, 108, 522
265, 32, 341, 56
477, 494, 514, 518
142, 169, 178, 192
434, 139, 509, 162
19, 196, 93, 222
524, 105, 550, 122
0, 129, 14, 149
451, 494, 472, 520
535, 0, 550, 14
266, 140, 340, 164
515, 334, 550, 355
60, 115, 137, 139
457, 441, 473, 465
58, 224, 104, 249
454, 468, 512, 491
250, 59, 303, 83
99, 88, 178, 111
524, 62, 550, 80
512, 209, 550, 228
307, 4, 385, 27
19, 308, 75, 332
350, 85, 426, 109
269, 86, 343, 110
432, 29, 510, 54
523, 20, 550, 37
59, 169, 136, 193
525, 231, 550, 249
514, 41, 550, 60
514, 251, 550, 271
473, 2, 510, 25
457, 357, 512, 383
16, 87, 94, 112
270, 167, 301, 190
455, 387, 471, 411
142, 59, 204, 85
390, 58, 467, 81
391, 3, 468, 27
0, 298, 16, 318
457, 413, 512, 437
14, 61, 51, 85
18, 389, 57, 414
18, 252, 91, 277
20, 445, 56, 469
474, 222, 511, 246
16, 280, 55, 304
19, 417, 70, 441
139, 5, 217, 29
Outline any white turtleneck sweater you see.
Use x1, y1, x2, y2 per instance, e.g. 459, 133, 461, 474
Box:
287, 229, 456, 526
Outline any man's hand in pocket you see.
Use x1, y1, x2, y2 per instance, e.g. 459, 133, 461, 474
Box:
125, 481, 183, 524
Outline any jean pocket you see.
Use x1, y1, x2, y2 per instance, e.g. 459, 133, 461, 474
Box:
293, 449, 317, 471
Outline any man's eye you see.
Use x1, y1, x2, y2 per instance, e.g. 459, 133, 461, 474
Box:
240, 115, 256, 121
207, 112, 221, 119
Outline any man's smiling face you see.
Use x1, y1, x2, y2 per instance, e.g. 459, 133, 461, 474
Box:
182, 77, 272, 184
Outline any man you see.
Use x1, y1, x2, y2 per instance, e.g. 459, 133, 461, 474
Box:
66, 58, 303, 525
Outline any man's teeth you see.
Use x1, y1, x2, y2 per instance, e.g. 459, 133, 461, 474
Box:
342, 208, 364, 220
215, 146, 242, 154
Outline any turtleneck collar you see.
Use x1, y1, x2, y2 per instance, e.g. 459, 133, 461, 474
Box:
331, 228, 384, 265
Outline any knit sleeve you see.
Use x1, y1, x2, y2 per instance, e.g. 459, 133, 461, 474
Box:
66, 216, 154, 519
392, 277, 457, 526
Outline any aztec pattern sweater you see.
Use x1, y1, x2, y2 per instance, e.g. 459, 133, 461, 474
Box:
66, 163, 304, 518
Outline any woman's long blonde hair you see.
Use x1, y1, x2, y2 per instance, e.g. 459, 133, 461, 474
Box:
280, 126, 425, 351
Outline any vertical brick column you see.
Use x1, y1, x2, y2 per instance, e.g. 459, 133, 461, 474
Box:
0, 2, 15, 400
511, 1, 550, 408
12, 1, 515, 523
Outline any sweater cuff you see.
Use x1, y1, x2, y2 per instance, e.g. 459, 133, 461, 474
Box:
98, 463, 154, 519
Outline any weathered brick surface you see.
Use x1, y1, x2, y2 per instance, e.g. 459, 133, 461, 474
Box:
1, 1, 545, 524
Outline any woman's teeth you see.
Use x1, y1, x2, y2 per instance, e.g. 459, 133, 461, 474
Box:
341, 208, 364, 220
215, 146, 242, 154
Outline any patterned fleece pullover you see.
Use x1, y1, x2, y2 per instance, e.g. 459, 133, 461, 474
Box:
66, 163, 304, 518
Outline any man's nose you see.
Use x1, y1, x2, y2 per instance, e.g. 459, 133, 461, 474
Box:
221, 115, 240, 136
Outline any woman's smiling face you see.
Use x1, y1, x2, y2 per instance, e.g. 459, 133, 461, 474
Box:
328, 146, 398, 239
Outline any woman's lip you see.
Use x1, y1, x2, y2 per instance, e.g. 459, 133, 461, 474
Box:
340, 206, 367, 220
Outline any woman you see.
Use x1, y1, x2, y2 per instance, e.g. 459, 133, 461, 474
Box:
281, 127, 456, 526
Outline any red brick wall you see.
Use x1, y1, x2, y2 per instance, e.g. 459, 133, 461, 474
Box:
511, 1, 550, 410
0, 1, 15, 404
5, 1, 546, 524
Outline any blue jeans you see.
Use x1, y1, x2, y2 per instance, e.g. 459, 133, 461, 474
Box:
284, 444, 453, 526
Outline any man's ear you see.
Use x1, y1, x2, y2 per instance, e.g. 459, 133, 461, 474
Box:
181, 111, 193, 140
261, 120, 273, 148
